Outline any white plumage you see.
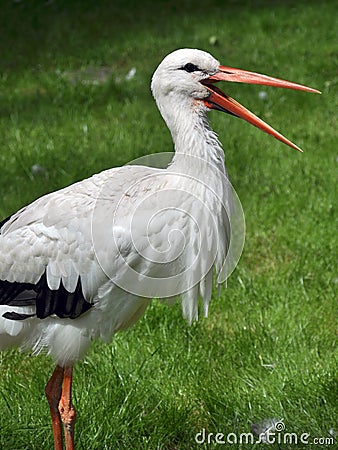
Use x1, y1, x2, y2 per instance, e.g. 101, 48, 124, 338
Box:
0, 48, 319, 449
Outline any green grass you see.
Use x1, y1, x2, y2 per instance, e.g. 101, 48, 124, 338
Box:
0, 0, 337, 449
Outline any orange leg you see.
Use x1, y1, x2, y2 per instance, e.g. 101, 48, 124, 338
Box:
59, 366, 77, 450
45, 365, 65, 450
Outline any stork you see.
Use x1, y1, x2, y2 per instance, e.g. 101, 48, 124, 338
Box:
0, 49, 319, 449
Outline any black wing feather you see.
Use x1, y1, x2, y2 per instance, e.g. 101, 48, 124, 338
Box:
0, 273, 92, 321
1, 214, 93, 321
0, 214, 13, 231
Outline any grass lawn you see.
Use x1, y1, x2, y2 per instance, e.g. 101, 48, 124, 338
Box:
0, 0, 337, 449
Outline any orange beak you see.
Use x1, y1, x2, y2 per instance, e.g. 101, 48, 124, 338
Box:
202, 65, 321, 152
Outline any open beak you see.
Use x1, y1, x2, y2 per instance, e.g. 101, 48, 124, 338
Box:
201, 66, 321, 152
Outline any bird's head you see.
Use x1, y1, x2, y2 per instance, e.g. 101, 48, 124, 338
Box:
151, 48, 320, 152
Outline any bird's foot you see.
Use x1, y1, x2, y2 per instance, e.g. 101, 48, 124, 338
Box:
59, 398, 77, 450
59, 400, 77, 431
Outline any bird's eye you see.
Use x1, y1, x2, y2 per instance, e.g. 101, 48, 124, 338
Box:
181, 63, 200, 73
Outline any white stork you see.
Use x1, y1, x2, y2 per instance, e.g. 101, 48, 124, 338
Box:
0, 49, 319, 449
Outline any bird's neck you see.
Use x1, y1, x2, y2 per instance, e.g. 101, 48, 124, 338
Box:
161, 102, 226, 175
